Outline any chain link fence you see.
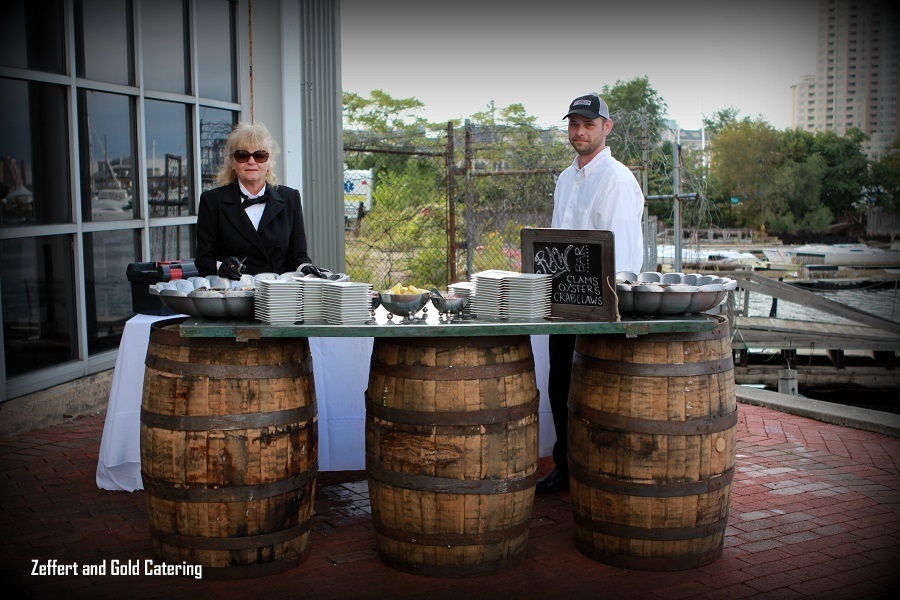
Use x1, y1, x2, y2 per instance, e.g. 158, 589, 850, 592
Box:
344, 113, 705, 288
343, 128, 451, 290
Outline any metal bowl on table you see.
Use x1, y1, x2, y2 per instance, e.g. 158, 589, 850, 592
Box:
380, 292, 430, 320
430, 291, 469, 319
188, 289, 255, 318
159, 289, 202, 317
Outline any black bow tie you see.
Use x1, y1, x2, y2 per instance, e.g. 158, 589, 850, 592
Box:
240, 191, 268, 208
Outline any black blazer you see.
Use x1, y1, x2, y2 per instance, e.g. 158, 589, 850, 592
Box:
195, 182, 312, 276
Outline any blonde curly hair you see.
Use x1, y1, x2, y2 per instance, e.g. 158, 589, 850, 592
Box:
215, 122, 280, 187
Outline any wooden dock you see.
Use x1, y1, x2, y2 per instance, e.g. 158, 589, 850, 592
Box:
717, 271, 900, 390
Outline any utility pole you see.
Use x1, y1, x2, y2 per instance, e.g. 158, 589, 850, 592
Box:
673, 130, 682, 273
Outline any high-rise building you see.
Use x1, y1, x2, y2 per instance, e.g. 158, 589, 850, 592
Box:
791, 0, 898, 158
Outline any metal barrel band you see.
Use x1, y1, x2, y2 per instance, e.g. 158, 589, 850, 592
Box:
378, 553, 524, 578
368, 356, 535, 381
191, 551, 309, 581
373, 518, 531, 547
150, 519, 312, 551
567, 463, 735, 497
366, 415, 534, 437
366, 464, 538, 495
141, 468, 315, 502
576, 542, 723, 572
365, 394, 539, 427
383, 335, 528, 350
141, 403, 318, 431
572, 351, 734, 377
567, 403, 739, 436
572, 511, 729, 541
144, 354, 314, 379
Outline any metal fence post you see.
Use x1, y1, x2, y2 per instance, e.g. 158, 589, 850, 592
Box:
465, 119, 474, 279
446, 121, 456, 283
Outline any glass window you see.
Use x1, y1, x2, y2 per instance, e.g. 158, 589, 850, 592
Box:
1, 236, 77, 378
77, 0, 134, 85
199, 107, 235, 192
0, 78, 71, 226
79, 90, 137, 222
1, 0, 67, 74
145, 99, 192, 217
150, 224, 195, 262
83, 230, 138, 354
196, 0, 236, 102
141, 0, 188, 94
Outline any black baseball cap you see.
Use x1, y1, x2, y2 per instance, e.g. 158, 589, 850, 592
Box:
564, 94, 611, 120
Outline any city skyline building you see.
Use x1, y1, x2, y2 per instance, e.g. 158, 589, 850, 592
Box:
791, 0, 899, 158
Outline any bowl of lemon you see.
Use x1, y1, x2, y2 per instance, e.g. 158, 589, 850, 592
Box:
380, 283, 430, 321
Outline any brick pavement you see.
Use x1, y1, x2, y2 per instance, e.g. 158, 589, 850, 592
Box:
1, 402, 898, 599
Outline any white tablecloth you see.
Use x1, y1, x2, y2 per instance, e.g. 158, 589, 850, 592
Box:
97, 316, 554, 491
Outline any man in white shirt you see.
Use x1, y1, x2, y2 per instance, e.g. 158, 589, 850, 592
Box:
537, 94, 645, 494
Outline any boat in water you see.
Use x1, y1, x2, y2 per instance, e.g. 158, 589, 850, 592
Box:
762, 244, 900, 267
657, 244, 762, 267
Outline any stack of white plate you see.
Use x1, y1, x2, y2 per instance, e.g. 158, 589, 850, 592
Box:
470, 270, 518, 320
297, 278, 330, 324
322, 282, 373, 324
469, 270, 553, 321
254, 279, 302, 324
505, 273, 552, 320
448, 281, 476, 318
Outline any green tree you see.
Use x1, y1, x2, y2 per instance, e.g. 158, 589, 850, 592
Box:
702, 107, 740, 137
870, 138, 900, 210
706, 117, 783, 230
766, 155, 832, 234
809, 129, 870, 218
599, 76, 669, 173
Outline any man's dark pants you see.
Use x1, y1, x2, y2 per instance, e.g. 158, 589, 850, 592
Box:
547, 333, 577, 474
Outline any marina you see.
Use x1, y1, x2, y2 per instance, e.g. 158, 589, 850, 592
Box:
713, 269, 900, 403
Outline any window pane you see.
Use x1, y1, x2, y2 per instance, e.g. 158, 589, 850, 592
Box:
150, 224, 195, 262
199, 107, 235, 192
0, 78, 71, 226
79, 90, 137, 222
141, 0, 188, 94
196, 0, 236, 102
1, 0, 67, 74
77, 0, 133, 85
1, 236, 77, 378
145, 99, 192, 217
84, 230, 137, 354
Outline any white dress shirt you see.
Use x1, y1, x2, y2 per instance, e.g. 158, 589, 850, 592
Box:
238, 182, 267, 230
552, 147, 644, 273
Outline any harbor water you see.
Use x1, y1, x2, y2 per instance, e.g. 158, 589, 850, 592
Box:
743, 284, 900, 324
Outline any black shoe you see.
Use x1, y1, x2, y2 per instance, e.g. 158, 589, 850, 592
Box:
535, 467, 569, 494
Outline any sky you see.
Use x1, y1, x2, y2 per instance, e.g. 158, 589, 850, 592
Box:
340, 0, 819, 131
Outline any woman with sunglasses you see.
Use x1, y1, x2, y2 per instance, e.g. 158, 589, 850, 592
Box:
195, 121, 322, 279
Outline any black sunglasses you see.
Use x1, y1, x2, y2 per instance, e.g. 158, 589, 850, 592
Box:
232, 150, 270, 163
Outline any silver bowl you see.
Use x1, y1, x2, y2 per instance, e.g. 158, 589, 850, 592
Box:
684, 291, 718, 314
631, 284, 664, 314
182, 289, 255, 318
430, 292, 468, 315
380, 292, 429, 319
159, 289, 202, 317
657, 288, 694, 315
616, 283, 634, 313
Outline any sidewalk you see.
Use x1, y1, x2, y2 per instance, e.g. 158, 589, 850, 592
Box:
1, 401, 898, 599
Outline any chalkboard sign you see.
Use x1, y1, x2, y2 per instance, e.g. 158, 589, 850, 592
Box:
521, 228, 616, 321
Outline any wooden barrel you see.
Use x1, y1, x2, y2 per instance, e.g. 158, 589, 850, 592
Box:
567, 320, 737, 571
140, 318, 318, 579
365, 335, 539, 577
